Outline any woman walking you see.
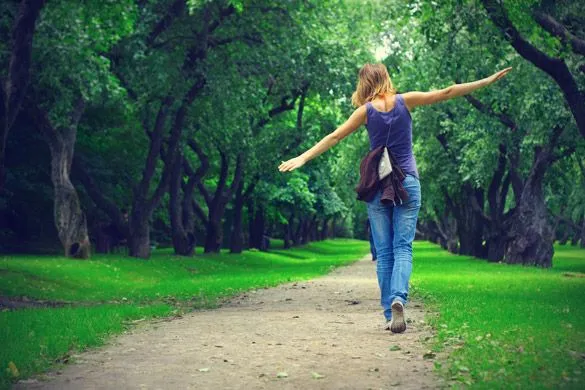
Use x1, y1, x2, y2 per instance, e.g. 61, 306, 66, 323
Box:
278, 63, 511, 333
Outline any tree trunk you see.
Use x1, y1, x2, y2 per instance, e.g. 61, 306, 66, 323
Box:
1, 0, 47, 192
229, 181, 245, 254
300, 218, 310, 244
51, 144, 90, 258
454, 186, 485, 257
310, 217, 319, 241
204, 216, 222, 253
320, 218, 329, 240
247, 199, 256, 248
192, 149, 243, 254
292, 216, 302, 246
72, 157, 129, 253
169, 154, 196, 256
170, 154, 189, 255
504, 149, 554, 267
570, 232, 579, 246
283, 222, 292, 249
330, 216, 337, 238
229, 178, 257, 254
580, 220, 585, 248
486, 234, 506, 262
249, 204, 265, 250
29, 98, 90, 258
128, 207, 151, 258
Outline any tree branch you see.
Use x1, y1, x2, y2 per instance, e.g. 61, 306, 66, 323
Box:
192, 198, 208, 224
26, 99, 60, 149
137, 96, 174, 197
532, 10, 585, 56
463, 94, 518, 132
4, 0, 47, 132
480, 0, 585, 139
72, 155, 125, 227
146, 0, 186, 48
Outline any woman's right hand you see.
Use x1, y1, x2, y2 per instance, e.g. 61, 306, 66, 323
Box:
486, 67, 513, 85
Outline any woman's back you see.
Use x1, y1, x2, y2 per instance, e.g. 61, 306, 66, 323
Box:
365, 94, 418, 178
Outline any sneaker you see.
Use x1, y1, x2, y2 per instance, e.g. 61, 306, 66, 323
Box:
390, 300, 406, 333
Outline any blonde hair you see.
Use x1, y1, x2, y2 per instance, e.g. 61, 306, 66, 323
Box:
351, 63, 397, 107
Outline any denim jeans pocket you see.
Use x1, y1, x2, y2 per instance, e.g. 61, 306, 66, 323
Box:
401, 174, 421, 207
401, 174, 418, 184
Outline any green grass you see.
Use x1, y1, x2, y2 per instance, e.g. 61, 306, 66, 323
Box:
411, 242, 585, 389
2, 239, 583, 389
0, 238, 370, 389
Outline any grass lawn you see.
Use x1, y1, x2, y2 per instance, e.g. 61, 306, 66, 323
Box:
412, 242, 585, 389
2, 239, 584, 389
0, 238, 370, 389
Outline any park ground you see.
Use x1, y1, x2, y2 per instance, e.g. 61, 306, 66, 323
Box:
1, 240, 584, 389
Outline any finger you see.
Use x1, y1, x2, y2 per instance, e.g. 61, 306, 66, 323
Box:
496, 70, 509, 80
500, 67, 512, 76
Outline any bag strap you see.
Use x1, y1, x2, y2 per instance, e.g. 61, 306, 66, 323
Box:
384, 119, 392, 146
384, 114, 393, 147
383, 94, 398, 147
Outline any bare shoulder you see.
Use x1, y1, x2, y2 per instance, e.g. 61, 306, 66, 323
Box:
401, 91, 426, 111
402, 89, 449, 109
350, 104, 367, 124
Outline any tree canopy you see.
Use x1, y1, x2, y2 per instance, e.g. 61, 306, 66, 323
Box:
1, 0, 583, 266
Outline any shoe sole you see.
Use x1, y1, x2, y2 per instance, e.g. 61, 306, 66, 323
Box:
390, 301, 406, 333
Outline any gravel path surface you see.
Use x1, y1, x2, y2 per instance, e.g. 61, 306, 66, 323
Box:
16, 254, 442, 390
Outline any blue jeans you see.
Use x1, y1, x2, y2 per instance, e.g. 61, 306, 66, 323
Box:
368, 220, 377, 260
366, 174, 421, 320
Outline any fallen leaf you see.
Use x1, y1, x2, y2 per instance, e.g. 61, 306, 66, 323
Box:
198, 368, 210, 372
423, 351, 436, 359
7, 362, 19, 377
389, 345, 401, 351
312, 372, 325, 379
276, 372, 288, 378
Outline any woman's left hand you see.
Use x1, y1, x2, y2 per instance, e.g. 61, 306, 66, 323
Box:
278, 156, 306, 172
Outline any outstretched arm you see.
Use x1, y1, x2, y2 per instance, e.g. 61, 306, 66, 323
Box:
402, 67, 512, 110
278, 105, 367, 172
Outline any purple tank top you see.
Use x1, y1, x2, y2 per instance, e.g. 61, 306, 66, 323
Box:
365, 94, 419, 178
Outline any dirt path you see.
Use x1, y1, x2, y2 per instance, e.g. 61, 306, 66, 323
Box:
16, 255, 442, 390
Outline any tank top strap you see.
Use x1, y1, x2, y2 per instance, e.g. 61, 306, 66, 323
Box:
365, 101, 373, 122
395, 93, 403, 107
